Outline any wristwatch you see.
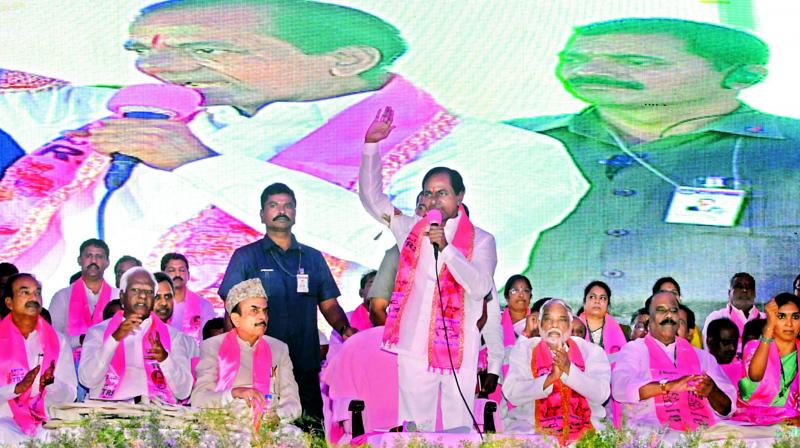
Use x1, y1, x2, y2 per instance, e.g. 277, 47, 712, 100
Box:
659, 378, 669, 395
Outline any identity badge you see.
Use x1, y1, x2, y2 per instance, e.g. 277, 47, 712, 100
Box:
297, 274, 310, 293
665, 186, 746, 227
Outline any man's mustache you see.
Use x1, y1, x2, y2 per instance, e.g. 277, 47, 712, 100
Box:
24, 301, 41, 309
273, 214, 290, 222
88, 263, 100, 270
254, 321, 267, 327
659, 318, 677, 326
172, 276, 184, 282
567, 75, 645, 90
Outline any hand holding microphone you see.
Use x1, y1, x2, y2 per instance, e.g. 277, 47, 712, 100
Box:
427, 209, 447, 257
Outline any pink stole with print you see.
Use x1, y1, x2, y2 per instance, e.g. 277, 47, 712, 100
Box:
644, 335, 715, 431
99, 312, 175, 403
217, 329, 272, 418
581, 313, 626, 357
733, 340, 800, 425
382, 205, 474, 372
0, 76, 458, 302
0, 315, 60, 435
67, 279, 112, 337
349, 305, 373, 332
531, 338, 592, 446
177, 290, 204, 341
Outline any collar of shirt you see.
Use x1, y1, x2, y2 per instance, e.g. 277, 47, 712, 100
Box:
260, 234, 301, 253
648, 336, 678, 360
728, 303, 759, 321
202, 90, 375, 129
532, 103, 786, 144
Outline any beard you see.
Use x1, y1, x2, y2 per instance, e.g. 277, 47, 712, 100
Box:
544, 328, 568, 347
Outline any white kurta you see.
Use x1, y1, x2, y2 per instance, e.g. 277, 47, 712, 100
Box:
611, 337, 737, 430
191, 333, 301, 422
502, 335, 610, 433
49, 281, 121, 349
359, 141, 498, 431
0, 330, 77, 445
78, 315, 193, 401
0, 84, 582, 304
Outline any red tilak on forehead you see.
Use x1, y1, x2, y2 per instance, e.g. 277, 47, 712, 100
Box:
152, 34, 163, 47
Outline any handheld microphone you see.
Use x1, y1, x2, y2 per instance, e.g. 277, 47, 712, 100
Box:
103, 84, 204, 191
427, 209, 443, 259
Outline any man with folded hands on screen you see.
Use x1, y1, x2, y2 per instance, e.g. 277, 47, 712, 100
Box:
0, 274, 76, 445
192, 278, 300, 421
503, 299, 610, 445
508, 18, 800, 304
359, 107, 499, 431
78, 267, 193, 403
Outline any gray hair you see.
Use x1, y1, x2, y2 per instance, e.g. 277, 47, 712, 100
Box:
119, 266, 157, 292
538, 298, 574, 326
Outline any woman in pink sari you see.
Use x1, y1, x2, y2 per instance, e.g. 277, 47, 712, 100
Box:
580, 281, 626, 359
736, 293, 800, 425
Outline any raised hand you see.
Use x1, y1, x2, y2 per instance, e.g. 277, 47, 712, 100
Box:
112, 315, 142, 341
365, 107, 396, 143
39, 361, 55, 392
552, 345, 571, 375
14, 365, 40, 396
763, 298, 778, 339
144, 331, 169, 362
523, 313, 539, 338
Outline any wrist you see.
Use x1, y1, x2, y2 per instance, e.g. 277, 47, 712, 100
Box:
759, 334, 774, 344
660, 379, 669, 395
338, 323, 351, 335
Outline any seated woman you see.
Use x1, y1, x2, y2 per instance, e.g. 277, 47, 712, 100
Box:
736, 293, 800, 425
580, 281, 626, 362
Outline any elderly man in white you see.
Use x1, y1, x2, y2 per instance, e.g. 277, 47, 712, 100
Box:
191, 278, 301, 421
78, 267, 193, 403
503, 299, 610, 445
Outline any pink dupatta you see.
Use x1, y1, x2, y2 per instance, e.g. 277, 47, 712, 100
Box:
382, 205, 474, 372
0, 315, 60, 435
217, 329, 272, 419
177, 290, 204, 341
581, 313, 626, 356
349, 305, 373, 332
99, 312, 176, 403
644, 335, 715, 431
67, 279, 112, 337
733, 340, 800, 425
531, 338, 592, 446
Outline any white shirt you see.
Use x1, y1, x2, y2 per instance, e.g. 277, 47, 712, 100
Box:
191, 333, 301, 421
0, 84, 582, 303
49, 280, 121, 349
359, 142, 498, 366
502, 336, 610, 433
0, 329, 77, 419
78, 315, 193, 401
611, 337, 737, 429
702, 304, 764, 351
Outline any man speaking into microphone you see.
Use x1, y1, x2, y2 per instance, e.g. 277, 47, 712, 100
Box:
359, 107, 499, 432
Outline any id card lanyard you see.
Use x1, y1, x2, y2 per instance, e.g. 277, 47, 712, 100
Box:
269, 245, 308, 293
604, 127, 744, 189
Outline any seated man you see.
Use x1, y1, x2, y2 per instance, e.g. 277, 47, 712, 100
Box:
503, 299, 610, 445
705, 318, 742, 388
0, 274, 76, 444
613, 292, 735, 432
78, 268, 193, 403
736, 293, 800, 425
153, 272, 200, 385
192, 279, 301, 421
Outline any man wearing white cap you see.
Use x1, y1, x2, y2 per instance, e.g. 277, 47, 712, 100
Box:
192, 279, 301, 421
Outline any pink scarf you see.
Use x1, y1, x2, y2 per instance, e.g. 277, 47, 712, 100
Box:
177, 290, 204, 341
531, 338, 592, 446
99, 312, 175, 403
217, 329, 272, 418
349, 305, 373, 332
501, 307, 528, 347
382, 205, 474, 372
67, 279, 113, 337
644, 335, 715, 431
733, 340, 800, 425
0, 315, 60, 435
720, 359, 744, 390
581, 313, 626, 356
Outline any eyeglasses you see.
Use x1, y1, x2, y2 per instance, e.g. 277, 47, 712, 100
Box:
509, 288, 532, 295
128, 288, 155, 297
